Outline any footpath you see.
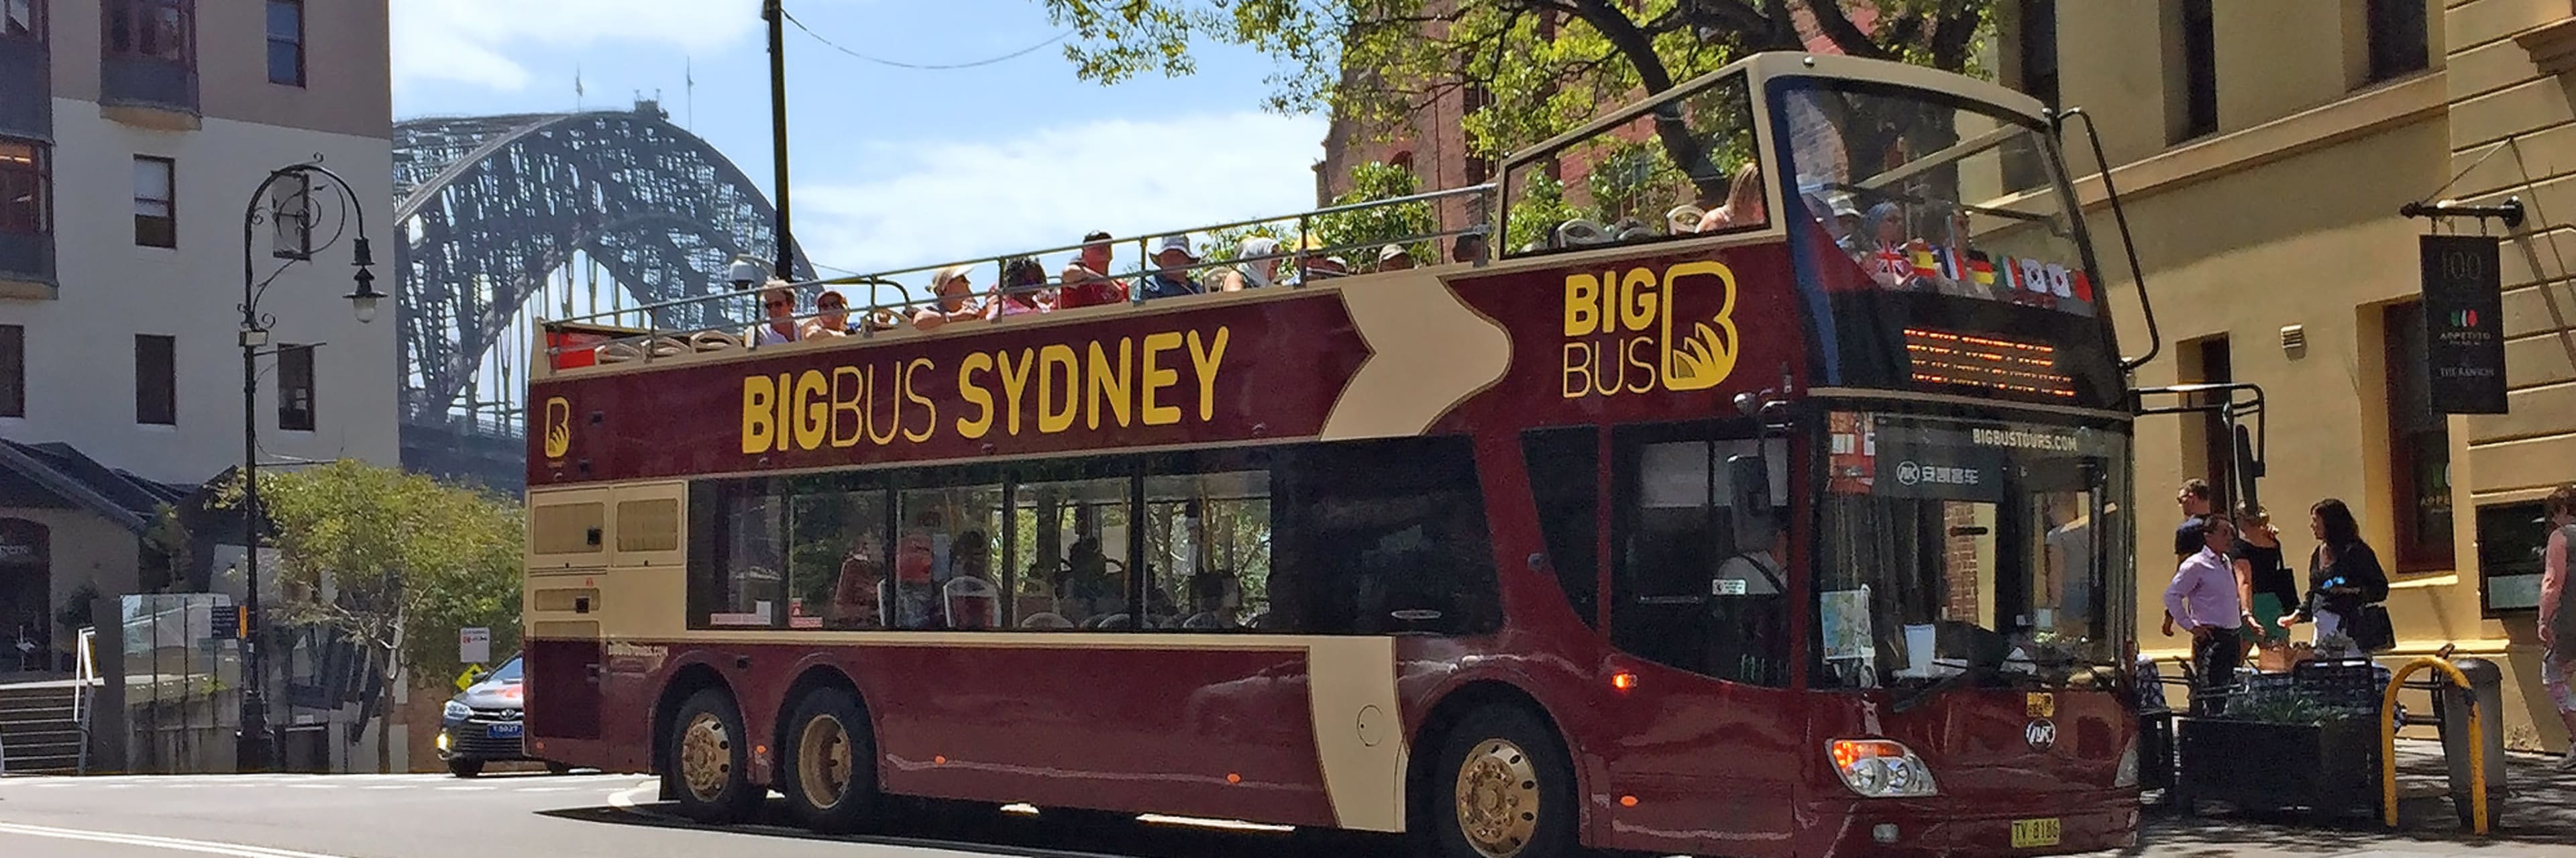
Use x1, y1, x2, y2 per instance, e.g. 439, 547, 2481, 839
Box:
2091, 739, 2576, 857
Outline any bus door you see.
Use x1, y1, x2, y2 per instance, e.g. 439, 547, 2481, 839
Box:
1597, 425, 1800, 843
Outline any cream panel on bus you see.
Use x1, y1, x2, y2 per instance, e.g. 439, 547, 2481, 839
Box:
1320, 273, 1511, 441
1303, 636, 1407, 832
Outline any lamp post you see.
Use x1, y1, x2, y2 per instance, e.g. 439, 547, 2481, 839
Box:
236, 162, 380, 772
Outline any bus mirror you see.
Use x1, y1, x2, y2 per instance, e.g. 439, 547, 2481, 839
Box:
1727, 454, 1776, 545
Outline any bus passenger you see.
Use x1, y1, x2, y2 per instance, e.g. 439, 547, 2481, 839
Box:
1858, 203, 1915, 289
893, 514, 946, 629
1059, 231, 1129, 309
804, 290, 857, 338
828, 532, 888, 629
1059, 535, 1121, 621
747, 282, 802, 346
988, 256, 1051, 319
1452, 231, 1487, 264
1377, 244, 1415, 272
1137, 235, 1205, 300
1694, 162, 1766, 231
1218, 237, 1281, 291
913, 264, 983, 331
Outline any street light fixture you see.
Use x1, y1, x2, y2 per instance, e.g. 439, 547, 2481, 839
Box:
235, 162, 375, 772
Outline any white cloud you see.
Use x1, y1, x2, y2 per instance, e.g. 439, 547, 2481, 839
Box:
391, 0, 761, 91
794, 112, 1328, 278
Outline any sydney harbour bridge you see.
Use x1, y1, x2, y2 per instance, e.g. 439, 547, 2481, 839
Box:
392, 99, 808, 488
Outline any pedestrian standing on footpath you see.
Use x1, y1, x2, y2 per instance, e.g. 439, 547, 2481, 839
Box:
2278, 498, 2392, 652
2536, 482, 2576, 771
2164, 516, 2244, 715
2231, 504, 2298, 667
2161, 478, 2217, 639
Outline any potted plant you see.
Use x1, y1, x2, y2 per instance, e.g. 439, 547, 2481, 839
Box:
2172, 690, 2382, 818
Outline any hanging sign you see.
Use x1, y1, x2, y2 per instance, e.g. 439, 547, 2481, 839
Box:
2419, 234, 2507, 414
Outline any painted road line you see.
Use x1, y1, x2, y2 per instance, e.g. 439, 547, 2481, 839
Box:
0, 821, 353, 858
435, 785, 496, 791
606, 780, 667, 818
284, 784, 341, 790
515, 786, 574, 793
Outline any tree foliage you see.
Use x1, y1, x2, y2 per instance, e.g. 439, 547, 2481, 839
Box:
225, 461, 524, 686
1311, 160, 1434, 264
1040, 0, 1993, 164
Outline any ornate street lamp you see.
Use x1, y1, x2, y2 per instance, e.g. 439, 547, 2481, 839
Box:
235, 161, 376, 771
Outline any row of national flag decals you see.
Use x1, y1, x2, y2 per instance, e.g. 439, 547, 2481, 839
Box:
1866, 244, 2096, 310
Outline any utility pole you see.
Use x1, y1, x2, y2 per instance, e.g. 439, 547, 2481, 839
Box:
763, 0, 796, 279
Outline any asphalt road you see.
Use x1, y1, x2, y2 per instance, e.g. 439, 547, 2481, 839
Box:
3, 761, 2573, 858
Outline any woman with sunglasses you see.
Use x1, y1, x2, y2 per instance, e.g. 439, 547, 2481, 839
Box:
748, 282, 802, 346
802, 290, 859, 337
912, 264, 985, 331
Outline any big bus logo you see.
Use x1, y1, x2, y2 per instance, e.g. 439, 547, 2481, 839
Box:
1560, 260, 1740, 398
542, 397, 572, 459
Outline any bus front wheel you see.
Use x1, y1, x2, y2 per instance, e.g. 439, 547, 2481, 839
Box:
1424, 706, 1577, 858
666, 688, 762, 824
780, 688, 883, 833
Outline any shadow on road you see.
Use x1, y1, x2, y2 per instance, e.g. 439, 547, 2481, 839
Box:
537, 798, 1411, 858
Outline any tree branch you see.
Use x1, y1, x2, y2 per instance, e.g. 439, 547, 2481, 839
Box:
1802, 0, 1894, 60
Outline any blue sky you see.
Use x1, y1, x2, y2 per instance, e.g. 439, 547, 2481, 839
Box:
389, 0, 1328, 276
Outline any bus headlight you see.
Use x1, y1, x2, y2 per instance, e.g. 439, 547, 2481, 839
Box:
2114, 737, 2140, 788
1828, 739, 1939, 798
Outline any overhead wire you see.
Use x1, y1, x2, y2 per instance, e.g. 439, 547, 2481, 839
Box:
781, 8, 1073, 70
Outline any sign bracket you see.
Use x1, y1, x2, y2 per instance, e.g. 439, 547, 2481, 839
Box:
2398, 196, 2526, 230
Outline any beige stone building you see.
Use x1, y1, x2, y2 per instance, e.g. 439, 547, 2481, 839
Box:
1995, 0, 2576, 749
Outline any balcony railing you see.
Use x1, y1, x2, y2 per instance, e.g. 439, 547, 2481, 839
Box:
99, 55, 198, 125
0, 231, 52, 287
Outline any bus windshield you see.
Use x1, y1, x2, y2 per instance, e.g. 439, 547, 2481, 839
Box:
1776, 77, 2125, 410
1813, 412, 2129, 690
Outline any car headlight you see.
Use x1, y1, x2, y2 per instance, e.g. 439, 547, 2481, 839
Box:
2114, 736, 2140, 788
1829, 739, 1939, 798
443, 700, 472, 722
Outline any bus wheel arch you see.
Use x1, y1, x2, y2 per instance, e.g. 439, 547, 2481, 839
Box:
775, 665, 885, 833
1408, 680, 1586, 858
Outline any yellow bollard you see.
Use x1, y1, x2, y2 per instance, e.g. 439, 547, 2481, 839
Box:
2379, 657, 2487, 835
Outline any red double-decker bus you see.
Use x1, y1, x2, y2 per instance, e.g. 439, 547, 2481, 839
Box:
522, 53, 2147, 857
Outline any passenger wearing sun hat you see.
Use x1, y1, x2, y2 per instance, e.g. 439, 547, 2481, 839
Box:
1136, 234, 1205, 301
1377, 243, 1415, 272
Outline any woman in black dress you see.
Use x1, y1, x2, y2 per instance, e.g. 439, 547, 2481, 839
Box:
2229, 504, 2298, 664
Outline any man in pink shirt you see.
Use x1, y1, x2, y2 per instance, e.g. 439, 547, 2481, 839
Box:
1057, 231, 1128, 309
2164, 516, 2242, 715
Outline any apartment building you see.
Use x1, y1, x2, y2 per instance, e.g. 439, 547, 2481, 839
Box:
0, 0, 391, 704
1992, 0, 2576, 750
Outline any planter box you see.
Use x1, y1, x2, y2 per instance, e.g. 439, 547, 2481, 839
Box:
2173, 716, 2381, 816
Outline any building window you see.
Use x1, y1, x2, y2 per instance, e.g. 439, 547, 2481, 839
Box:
2365, 0, 2428, 84
133, 156, 173, 248
0, 140, 44, 237
2383, 301, 2453, 570
277, 343, 314, 431
2173, 0, 2217, 142
135, 334, 174, 425
3, 0, 40, 41
266, 0, 302, 86
0, 325, 21, 418
105, 0, 191, 62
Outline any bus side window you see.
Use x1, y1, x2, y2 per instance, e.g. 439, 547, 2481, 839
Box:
688, 478, 787, 630
1143, 468, 1272, 631
786, 484, 890, 631
1009, 474, 1132, 630
1276, 437, 1500, 636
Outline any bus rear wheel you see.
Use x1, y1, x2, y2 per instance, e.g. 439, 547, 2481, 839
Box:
1424, 706, 1576, 858
666, 688, 761, 824
781, 688, 883, 833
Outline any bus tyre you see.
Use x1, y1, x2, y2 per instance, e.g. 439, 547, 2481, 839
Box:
446, 758, 482, 778
1424, 707, 1577, 858
667, 688, 762, 824
781, 688, 883, 834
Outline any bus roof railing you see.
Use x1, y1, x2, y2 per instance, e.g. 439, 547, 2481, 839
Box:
541, 184, 1496, 368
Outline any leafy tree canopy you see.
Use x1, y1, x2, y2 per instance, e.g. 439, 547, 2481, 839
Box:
1039, 0, 1991, 161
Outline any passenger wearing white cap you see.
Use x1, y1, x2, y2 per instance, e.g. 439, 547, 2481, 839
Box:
1219, 236, 1282, 291
911, 263, 983, 331
1137, 234, 1205, 300
1377, 244, 1415, 272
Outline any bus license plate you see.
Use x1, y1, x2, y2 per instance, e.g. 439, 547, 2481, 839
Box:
488, 722, 523, 739
2010, 817, 2060, 848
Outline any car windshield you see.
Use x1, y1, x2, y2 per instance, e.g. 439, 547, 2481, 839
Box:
488, 655, 523, 683
1813, 412, 2130, 690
